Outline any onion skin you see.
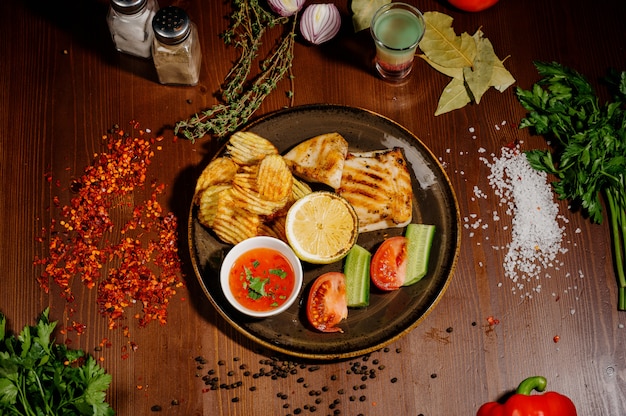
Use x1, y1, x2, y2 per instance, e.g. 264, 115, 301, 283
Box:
267, 0, 306, 17
300, 4, 341, 45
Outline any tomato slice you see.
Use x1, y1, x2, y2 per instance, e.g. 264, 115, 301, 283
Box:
370, 236, 408, 291
306, 272, 348, 333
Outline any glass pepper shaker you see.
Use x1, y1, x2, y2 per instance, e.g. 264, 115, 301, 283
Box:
151, 6, 202, 86
107, 0, 159, 59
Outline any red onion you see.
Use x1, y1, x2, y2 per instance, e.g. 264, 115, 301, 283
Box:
300, 4, 341, 45
267, 0, 306, 17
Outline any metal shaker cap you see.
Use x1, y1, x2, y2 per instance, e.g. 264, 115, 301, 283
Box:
152, 6, 191, 45
110, 0, 147, 14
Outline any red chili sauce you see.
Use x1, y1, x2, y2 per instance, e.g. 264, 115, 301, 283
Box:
228, 247, 296, 312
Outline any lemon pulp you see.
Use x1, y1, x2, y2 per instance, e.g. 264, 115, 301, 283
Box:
285, 191, 358, 264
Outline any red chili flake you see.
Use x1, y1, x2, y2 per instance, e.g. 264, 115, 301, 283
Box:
504, 138, 519, 150
70, 321, 87, 335
34, 122, 184, 334
486, 316, 500, 326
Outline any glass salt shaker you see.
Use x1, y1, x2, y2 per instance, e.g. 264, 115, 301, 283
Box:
107, 0, 159, 59
152, 6, 202, 86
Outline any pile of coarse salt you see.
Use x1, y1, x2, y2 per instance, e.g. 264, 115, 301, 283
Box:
480, 145, 568, 298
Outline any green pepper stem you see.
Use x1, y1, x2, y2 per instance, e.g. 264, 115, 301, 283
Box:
516, 376, 548, 395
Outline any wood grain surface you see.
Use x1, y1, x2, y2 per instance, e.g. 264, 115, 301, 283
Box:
1, 0, 625, 415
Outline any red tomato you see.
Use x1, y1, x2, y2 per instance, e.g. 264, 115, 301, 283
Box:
448, 0, 499, 12
306, 272, 348, 333
370, 236, 408, 291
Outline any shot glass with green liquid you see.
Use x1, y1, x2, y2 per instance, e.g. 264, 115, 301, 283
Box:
370, 3, 425, 81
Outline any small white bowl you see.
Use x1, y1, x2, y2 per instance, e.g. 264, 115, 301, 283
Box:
220, 236, 303, 318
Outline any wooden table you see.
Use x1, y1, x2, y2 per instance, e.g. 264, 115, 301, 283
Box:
2, 0, 625, 414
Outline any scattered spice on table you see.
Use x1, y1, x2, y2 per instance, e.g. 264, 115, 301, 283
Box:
190, 348, 413, 415
486, 316, 500, 326
440, 122, 583, 302
34, 122, 184, 335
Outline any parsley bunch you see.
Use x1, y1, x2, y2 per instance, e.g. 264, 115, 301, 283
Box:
516, 61, 626, 310
0, 309, 114, 415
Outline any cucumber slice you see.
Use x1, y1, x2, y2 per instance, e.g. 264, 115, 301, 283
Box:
404, 224, 435, 286
343, 244, 371, 307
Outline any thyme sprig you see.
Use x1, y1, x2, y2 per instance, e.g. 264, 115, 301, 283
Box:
175, 0, 297, 142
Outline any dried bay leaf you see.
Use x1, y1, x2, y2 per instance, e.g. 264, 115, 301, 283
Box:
351, 0, 390, 32
490, 57, 516, 92
418, 12, 515, 115
464, 30, 496, 104
420, 12, 476, 69
473, 29, 515, 93
418, 54, 464, 79
435, 78, 472, 116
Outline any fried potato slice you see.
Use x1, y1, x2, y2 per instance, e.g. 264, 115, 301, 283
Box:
227, 131, 278, 165
258, 215, 287, 241
231, 183, 288, 216
257, 154, 293, 202
291, 177, 313, 200
212, 189, 260, 245
232, 169, 259, 193
283, 132, 348, 189
197, 184, 231, 228
194, 157, 239, 198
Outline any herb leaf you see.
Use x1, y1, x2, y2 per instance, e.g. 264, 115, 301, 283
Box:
516, 61, 626, 310
248, 277, 269, 300
351, 0, 390, 32
269, 268, 287, 279
0, 308, 114, 415
175, 1, 296, 142
419, 12, 515, 115
420, 12, 476, 69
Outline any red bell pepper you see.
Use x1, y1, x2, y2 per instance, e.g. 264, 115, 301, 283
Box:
477, 376, 577, 416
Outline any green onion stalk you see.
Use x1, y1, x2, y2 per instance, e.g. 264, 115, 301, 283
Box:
605, 176, 626, 310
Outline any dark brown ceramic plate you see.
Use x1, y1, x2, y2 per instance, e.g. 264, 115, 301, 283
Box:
188, 104, 460, 360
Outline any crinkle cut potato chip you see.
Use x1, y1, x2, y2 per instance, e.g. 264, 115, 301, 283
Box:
230, 182, 288, 217
194, 157, 238, 197
227, 131, 278, 165
292, 178, 313, 200
197, 184, 231, 228
192, 130, 326, 246
257, 154, 293, 202
258, 215, 288, 241
232, 168, 259, 192
212, 189, 261, 245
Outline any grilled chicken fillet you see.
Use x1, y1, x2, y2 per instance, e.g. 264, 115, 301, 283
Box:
337, 148, 413, 233
283, 132, 348, 189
